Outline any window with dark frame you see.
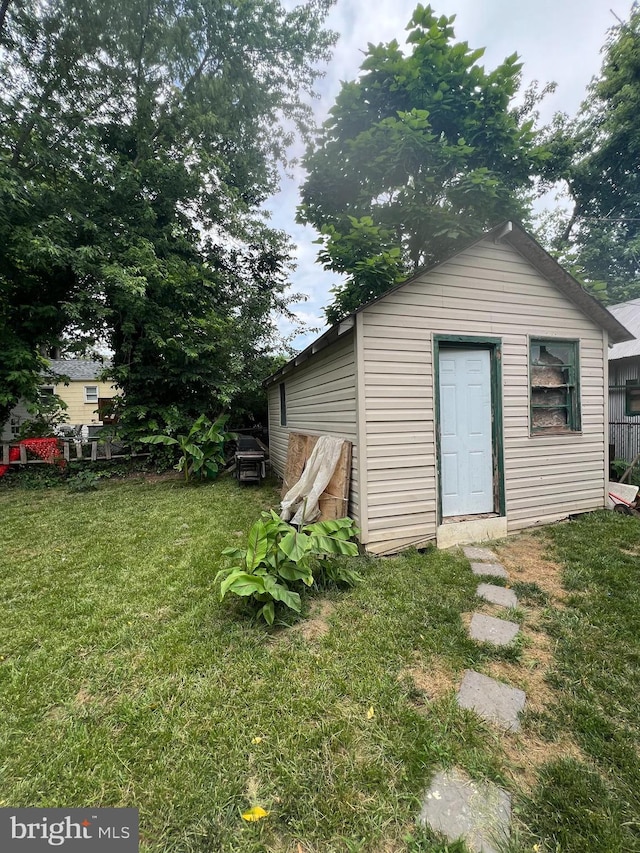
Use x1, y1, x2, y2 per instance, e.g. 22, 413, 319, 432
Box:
279, 382, 287, 426
626, 379, 640, 416
530, 339, 580, 433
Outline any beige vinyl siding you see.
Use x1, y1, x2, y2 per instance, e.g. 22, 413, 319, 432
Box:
2, 380, 118, 440
267, 332, 359, 523
54, 380, 119, 425
360, 237, 607, 552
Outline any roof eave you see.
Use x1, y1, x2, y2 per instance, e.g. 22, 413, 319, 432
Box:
263, 316, 355, 387
263, 220, 635, 386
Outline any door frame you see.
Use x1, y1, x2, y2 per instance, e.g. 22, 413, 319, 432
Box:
433, 335, 505, 524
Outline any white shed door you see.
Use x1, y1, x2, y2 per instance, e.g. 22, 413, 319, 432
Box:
439, 348, 493, 517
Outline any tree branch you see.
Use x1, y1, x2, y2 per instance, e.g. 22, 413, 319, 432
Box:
11, 80, 56, 168
561, 201, 581, 244
0, 0, 13, 44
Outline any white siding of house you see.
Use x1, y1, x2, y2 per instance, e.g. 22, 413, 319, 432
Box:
359, 238, 608, 552
267, 332, 359, 523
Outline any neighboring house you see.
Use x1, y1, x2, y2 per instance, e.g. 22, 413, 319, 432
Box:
607, 298, 640, 463
1, 359, 118, 442
265, 221, 633, 555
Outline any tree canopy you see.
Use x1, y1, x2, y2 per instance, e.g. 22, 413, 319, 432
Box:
0, 0, 334, 429
298, 3, 552, 323
538, 4, 640, 304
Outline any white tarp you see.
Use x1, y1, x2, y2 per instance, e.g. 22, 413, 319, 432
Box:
280, 435, 345, 525
607, 481, 639, 509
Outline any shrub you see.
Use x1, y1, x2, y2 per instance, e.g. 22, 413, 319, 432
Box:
610, 457, 640, 487
217, 512, 360, 625
140, 414, 235, 482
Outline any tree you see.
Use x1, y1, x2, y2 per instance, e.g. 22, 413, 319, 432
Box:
0, 0, 335, 429
537, 4, 640, 304
298, 3, 552, 322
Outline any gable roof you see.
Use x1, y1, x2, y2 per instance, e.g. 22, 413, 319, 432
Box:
607, 298, 640, 360
265, 221, 634, 386
47, 359, 109, 381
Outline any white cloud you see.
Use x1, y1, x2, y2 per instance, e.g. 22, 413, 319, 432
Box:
268, 0, 631, 351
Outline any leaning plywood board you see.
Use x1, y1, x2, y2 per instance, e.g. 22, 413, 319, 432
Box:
319, 440, 352, 521
282, 432, 308, 493
281, 432, 352, 521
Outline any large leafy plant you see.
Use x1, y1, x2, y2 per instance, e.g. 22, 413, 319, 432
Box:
217, 511, 360, 625
140, 414, 234, 482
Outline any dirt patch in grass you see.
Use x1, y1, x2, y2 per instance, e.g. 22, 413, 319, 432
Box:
483, 617, 586, 793
460, 535, 586, 792
493, 534, 567, 604
45, 705, 68, 722
621, 546, 640, 556
469, 537, 588, 793
477, 600, 557, 720
297, 599, 335, 642
136, 470, 183, 484
501, 729, 586, 793
74, 688, 95, 707
400, 654, 458, 705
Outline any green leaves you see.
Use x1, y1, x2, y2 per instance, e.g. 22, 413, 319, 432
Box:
141, 414, 233, 482
0, 0, 336, 426
299, 3, 550, 322
220, 571, 266, 599
246, 521, 270, 571
217, 513, 360, 625
539, 6, 640, 302
139, 435, 179, 446
279, 530, 311, 563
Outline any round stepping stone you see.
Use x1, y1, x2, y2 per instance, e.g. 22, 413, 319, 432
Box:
477, 583, 517, 609
469, 613, 520, 647
419, 767, 511, 853
457, 670, 526, 732
463, 546, 499, 562
471, 562, 508, 579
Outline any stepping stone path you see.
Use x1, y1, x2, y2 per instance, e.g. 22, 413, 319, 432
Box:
469, 613, 520, 647
421, 543, 527, 850
477, 582, 517, 609
457, 669, 526, 732
470, 561, 508, 579
419, 767, 511, 853
463, 546, 501, 562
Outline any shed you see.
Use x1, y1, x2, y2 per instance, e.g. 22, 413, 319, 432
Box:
265, 222, 633, 554
607, 298, 640, 463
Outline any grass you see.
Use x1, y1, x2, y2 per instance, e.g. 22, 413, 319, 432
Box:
0, 476, 514, 852
1, 478, 639, 852
518, 512, 640, 852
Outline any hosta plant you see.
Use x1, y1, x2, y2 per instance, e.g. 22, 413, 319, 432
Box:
140, 414, 234, 482
216, 511, 360, 625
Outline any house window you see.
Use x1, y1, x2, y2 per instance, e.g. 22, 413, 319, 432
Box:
10, 417, 20, 437
84, 385, 99, 403
625, 380, 640, 416
39, 385, 55, 399
279, 383, 287, 426
530, 339, 580, 433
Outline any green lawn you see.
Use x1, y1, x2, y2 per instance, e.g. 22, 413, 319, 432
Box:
0, 477, 639, 852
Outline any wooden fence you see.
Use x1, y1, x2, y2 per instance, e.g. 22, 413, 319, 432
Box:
1, 441, 149, 466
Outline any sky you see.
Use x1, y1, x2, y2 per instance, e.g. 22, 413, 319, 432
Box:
265, 0, 632, 350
